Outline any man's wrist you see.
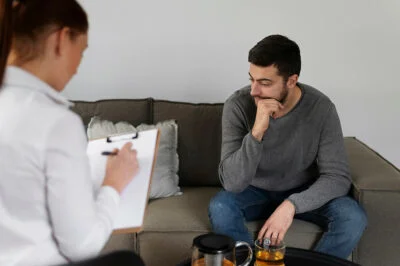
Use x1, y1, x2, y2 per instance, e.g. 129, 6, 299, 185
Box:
251, 128, 264, 142
284, 199, 297, 214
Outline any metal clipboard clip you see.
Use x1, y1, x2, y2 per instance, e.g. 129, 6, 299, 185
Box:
106, 132, 139, 143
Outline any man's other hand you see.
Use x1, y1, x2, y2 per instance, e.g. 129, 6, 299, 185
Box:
257, 200, 296, 243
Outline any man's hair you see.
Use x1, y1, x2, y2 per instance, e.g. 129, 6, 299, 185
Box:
248, 34, 301, 80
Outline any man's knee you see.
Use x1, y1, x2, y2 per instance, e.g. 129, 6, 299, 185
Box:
348, 201, 368, 232
209, 191, 232, 212
208, 191, 238, 219
332, 197, 368, 232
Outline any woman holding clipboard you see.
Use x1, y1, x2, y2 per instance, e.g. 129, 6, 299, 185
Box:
0, 1, 144, 265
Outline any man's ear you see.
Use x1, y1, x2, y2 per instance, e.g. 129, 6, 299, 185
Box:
53, 27, 71, 57
286, 74, 299, 88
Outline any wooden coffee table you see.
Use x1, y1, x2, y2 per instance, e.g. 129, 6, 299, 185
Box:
177, 247, 360, 266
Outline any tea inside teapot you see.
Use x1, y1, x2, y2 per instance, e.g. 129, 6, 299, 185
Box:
191, 233, 252, 266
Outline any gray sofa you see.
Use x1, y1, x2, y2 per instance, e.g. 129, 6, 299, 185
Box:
72, 98, 400, 266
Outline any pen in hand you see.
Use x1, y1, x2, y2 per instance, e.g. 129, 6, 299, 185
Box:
102, 151, 118, 156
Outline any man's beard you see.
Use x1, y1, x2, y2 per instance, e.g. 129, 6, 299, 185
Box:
278, 85, 289, 104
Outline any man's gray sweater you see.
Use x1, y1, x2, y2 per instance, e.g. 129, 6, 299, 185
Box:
219, 83, 351, 214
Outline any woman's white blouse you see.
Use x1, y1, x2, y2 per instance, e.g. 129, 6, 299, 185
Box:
0, 67, 120, 266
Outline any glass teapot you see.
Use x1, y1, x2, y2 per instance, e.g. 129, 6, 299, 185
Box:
191, 233, 253, 266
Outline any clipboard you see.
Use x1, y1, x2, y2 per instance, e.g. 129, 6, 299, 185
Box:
86, 128, 160, 234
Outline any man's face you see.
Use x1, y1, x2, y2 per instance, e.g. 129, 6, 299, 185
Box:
249, 64, 289, 106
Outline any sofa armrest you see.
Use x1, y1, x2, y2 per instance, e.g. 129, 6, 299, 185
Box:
344, 137, 400, 266
345, 137, 400, 191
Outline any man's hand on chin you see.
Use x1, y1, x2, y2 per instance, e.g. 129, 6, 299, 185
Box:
257, 200, 296, 243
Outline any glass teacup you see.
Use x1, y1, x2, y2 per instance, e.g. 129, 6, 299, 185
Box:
254, 238, 286, 266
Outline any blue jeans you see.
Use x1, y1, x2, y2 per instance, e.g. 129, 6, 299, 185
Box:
208, 186, 367, 259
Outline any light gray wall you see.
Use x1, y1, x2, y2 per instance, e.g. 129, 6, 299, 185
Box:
65, 0, 400, 168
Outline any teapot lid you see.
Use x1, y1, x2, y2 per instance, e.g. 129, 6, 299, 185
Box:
193, 233, 235, 254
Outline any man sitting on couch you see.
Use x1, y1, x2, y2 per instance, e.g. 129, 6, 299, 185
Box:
208, 34, 367, 259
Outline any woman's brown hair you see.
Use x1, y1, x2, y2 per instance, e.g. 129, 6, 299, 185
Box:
0, 0, 88, 86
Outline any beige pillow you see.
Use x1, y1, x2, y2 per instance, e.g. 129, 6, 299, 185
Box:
87, 117, 182, 199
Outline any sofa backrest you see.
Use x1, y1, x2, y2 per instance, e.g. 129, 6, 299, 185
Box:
72, 99, 152, 126
152, 100, 223, 186
71, 98, 223, 187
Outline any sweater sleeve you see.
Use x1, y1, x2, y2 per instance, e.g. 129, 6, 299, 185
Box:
288, 104, 351, 213
219, 98, 264, 192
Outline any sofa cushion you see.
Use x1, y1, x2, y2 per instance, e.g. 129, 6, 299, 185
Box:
143, 187, 322, 235
143, 187, 218, 232
137, 120, 181, 198
86, 117, 182, 199
140, 186, 322, 266
71, 98, 152, 126
87, 116, 136, 140
153, 101, 223, 186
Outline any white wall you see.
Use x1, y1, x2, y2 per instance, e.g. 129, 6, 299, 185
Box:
66, 0, 400, 168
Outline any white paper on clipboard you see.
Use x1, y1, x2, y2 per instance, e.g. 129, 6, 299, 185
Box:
86, 128, 159, 233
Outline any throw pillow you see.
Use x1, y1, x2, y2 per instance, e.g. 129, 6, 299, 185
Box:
87, 116, 182, 199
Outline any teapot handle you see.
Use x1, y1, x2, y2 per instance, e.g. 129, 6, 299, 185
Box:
235, 241, 253, 266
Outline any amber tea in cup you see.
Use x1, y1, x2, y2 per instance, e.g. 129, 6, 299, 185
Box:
254, 239, 285, 266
